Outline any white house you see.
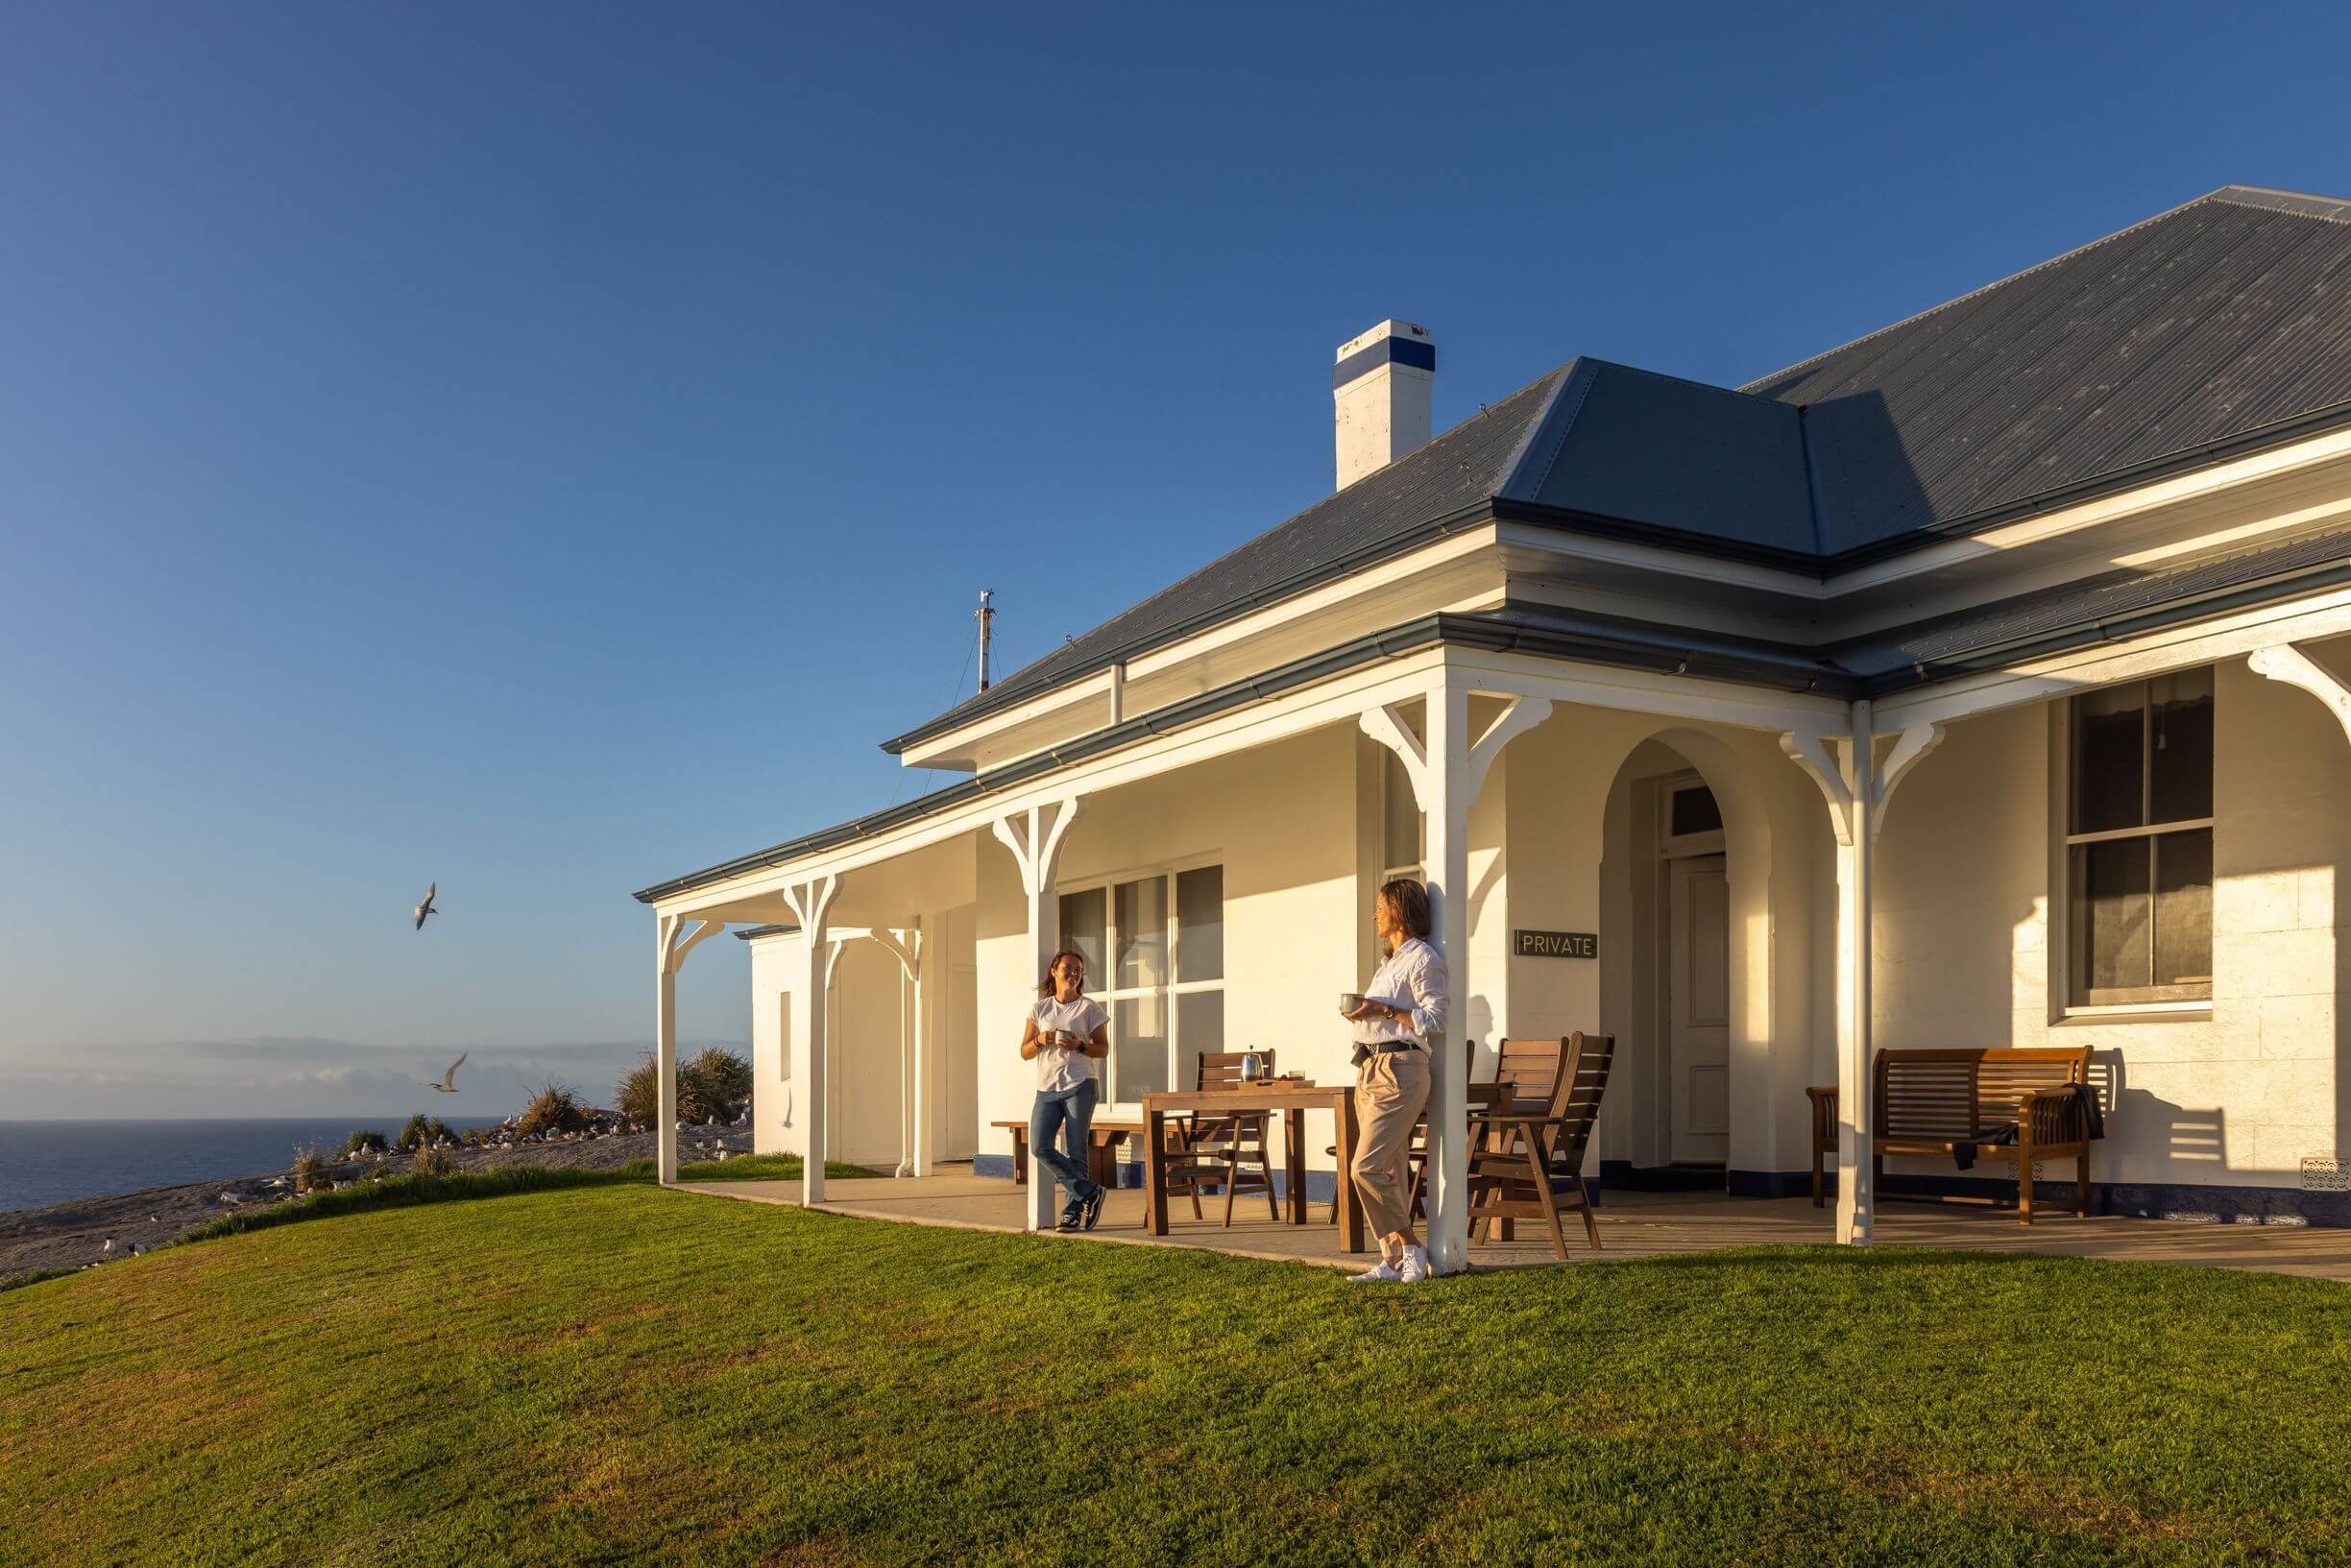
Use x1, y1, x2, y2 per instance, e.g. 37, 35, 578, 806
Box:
638, 185, 2351, 1266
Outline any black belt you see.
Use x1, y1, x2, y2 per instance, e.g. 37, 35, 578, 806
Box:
1351, 1040, 1422, 1067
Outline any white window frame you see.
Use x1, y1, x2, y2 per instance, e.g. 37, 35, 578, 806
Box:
1058, 855, 1224, 1107
1658, 771, 1726, 861
2057, 672, 2216, 1013
1378, 747, 1423, 885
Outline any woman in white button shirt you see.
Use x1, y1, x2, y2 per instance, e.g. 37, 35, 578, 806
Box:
1020, 949, 1112, 1231
1342, 879, 1447, 1283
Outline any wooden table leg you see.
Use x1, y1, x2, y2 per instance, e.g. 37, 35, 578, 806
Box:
1088, 1130, 1112, 1190
1333, 1092, 1365, 1253
1012, 1125, 1028, 1186
1284, 1107, 1306, 1225
1145, 1108, 1167, 1236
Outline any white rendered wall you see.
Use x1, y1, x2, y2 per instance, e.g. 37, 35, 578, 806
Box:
1873, 652, 2351, 1197
973, 725, 1466, 1181
748, 929, 925, 1169
748, 933, 801, 1159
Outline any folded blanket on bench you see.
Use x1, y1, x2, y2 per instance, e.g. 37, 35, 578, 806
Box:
1951, 1085, 2104, 1170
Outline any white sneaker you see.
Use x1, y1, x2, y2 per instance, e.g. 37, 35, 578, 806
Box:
1346, 1260, 1401, 1283
1396, 1245, 1432, 1283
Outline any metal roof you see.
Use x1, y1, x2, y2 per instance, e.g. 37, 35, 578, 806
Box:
884, 186, 2351, 754
642, 186, 2351, 903
1831, 522, 2351, 681
1746, 185, 2351, 556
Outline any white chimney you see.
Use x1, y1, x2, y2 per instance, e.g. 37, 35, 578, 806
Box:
1333, 320, 1435, 490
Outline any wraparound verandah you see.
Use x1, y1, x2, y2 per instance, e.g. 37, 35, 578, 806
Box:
644, 600, 2351, 1270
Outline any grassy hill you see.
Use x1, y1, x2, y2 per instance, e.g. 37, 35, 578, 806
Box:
6, 1184, 2351, 1566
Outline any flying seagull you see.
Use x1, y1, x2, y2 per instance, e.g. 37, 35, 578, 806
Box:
423, 1051, 466, 1094
413, 882, 438, 930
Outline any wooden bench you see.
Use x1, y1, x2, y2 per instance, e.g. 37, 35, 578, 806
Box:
992, 1117, 1145, 1190
1806, 1046, 2096, 1224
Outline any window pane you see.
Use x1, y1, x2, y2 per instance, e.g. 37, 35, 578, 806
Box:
1110, 994, 1168, 1101
2072, 837, 2151, 998
1670, 784, 1723, 836
1175, 989, 1224, 1098
2072, 685, 2145, 833
1382, 749, 1422, 872
1115, 877, 1167, 992
1057, 887, 1105, 980
2148, 666, 2215, 825
2154, 829, 2214, 990
1176, 865, 1224, 982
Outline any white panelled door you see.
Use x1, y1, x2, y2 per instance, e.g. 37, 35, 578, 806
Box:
1667, 854, 1731, 1164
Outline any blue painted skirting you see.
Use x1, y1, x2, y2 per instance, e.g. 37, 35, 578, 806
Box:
1874, 1170, 2351, 1226
979, 1151, 2351, 1226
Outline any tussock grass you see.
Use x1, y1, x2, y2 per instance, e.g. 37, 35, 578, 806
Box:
9, 1191, 2351, 1565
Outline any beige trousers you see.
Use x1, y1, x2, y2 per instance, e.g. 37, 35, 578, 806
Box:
1351, 1048, 1431, 1242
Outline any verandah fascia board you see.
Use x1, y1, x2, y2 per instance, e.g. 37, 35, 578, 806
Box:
1867, 581, 2351, 733
640, 611, 1858, 912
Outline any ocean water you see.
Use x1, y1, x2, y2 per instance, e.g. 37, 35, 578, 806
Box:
0, 1119, 509, 1212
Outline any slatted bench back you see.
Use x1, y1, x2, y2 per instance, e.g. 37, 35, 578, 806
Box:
1873, 1048, 2089, 1139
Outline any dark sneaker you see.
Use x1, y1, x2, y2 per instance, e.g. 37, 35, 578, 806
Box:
1080, 1187, 1106, 1231
1055, 1208, 1082, 1231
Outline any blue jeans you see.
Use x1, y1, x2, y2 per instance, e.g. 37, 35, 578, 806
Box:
1030, 1079, 1103, 1216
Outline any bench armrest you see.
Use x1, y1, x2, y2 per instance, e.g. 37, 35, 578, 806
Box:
2017, 1087, 2090, 1144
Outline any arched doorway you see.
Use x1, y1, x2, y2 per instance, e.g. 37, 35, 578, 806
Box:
1599, 737, 1740, 1188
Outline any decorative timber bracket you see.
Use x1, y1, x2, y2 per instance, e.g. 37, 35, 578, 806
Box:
2249, 643, 2351, 747
1359, 693, 1553, 811
1779, 719, 1945, 845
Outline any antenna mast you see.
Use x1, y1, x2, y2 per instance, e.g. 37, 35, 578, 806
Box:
975, 590, 996, 692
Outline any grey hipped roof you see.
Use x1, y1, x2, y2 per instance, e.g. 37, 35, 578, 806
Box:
1746, 185, 2351, 555
885, 185, 2351, 755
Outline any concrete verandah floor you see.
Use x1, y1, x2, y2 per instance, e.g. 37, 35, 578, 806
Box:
679, 1170, 2351, 1281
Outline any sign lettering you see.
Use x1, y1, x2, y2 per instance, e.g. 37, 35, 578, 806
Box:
1515, 929, 1598, 959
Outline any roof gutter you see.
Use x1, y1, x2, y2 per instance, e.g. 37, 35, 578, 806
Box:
1855, 548, 2351, 696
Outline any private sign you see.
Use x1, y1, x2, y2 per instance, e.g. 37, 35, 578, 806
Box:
1515, 929, 1598, 959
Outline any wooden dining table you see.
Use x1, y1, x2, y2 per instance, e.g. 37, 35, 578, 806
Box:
1139, 1081, 1366, 1253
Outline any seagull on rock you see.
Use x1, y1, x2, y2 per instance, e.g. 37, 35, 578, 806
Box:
423, 1052, 467, 1094
413, 882, 439, 930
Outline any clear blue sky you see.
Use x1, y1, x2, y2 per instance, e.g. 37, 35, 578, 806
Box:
7, 0, 2350, 1117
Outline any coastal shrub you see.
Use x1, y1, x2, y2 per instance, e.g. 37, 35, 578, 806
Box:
396, 1115, 458, 1151
340, 1129, 388, 1157
679, 1048, 752, 1124
616, 1055, 658, 1129
291, 1144, 332, 1195
412, 1145, 459, 1177
515, 1079, 586, 1139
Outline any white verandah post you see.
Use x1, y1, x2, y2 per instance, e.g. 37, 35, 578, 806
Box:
1421, 684, 1473, 1275
655, 913, 727, 1187
990, 798, 1081, 1231
1783, 705, 1942, 1245
1362, 677, 1550, 1276
782, 875, 841, 1207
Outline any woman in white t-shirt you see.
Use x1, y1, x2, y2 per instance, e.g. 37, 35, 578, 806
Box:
1020, 949, 1112, 1230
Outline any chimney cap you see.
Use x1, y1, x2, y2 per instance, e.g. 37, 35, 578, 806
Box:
1335, 320, 1433, 362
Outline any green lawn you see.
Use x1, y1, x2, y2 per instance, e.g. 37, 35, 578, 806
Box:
5, 1189, 2349, 1567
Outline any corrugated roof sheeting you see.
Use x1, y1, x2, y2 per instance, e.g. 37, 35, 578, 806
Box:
1748, 188, 2351, 552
